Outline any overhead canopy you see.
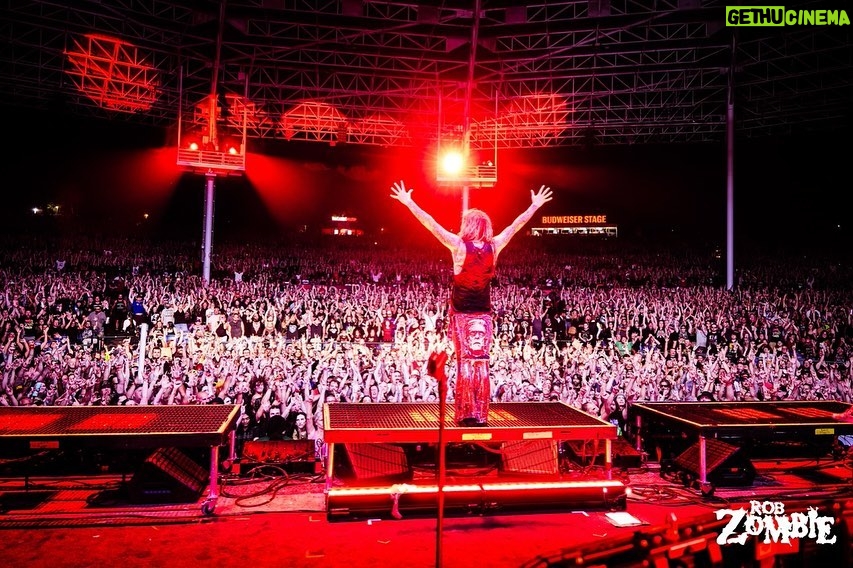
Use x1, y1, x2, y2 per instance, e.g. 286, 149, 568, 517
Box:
1, 0, 850, 147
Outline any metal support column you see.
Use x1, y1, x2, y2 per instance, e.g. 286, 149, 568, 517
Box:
202, 173, 215, 284
726, 35, 736, 291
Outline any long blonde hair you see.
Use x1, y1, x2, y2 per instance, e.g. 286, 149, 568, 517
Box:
458, 208, 494, 242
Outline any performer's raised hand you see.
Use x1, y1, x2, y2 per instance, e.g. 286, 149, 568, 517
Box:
390, 180, 414, 206
531, 185, 553, 208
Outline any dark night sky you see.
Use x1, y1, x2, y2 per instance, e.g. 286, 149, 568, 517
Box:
2, 108, 847, 252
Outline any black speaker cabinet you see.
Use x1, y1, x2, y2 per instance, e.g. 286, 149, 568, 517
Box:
672, 438, 756, 487
128, 448, 208, 504
500, 440, 559, 475
342, 443, 409, 481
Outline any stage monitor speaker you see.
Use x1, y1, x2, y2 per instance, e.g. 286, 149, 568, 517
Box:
500, 440, 558, 475
673, 438, 756, 487
128, 447, 208, 504
344, 443, 409, 481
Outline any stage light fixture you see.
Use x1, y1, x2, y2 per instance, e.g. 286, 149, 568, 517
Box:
189, 142, 199, 151
440, 151, 465, 176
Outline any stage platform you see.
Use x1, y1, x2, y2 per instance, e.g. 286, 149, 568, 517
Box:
0, 405, 240, 514
631, 400, 853, 487
323, 402, 624, 520
323, 401, 616, 444
0, 405, 240, 449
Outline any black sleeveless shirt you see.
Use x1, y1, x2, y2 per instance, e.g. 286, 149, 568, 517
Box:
451, 241, 495, 313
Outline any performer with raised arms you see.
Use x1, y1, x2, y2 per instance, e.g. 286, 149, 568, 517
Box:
391, 180, 552, 425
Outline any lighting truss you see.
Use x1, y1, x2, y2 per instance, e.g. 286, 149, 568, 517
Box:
0, 0, 850, 147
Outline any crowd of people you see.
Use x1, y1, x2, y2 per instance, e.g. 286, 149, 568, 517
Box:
1, 235, 851, 446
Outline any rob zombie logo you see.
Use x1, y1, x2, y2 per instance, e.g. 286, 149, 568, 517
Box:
716, 501, 835, 546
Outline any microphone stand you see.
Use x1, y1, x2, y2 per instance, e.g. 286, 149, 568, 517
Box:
429, 351, 448, 568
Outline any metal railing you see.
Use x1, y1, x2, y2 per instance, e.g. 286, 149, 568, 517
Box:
177, 148, 246, 172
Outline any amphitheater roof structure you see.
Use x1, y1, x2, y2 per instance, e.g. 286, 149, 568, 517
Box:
1, 0, 850, 148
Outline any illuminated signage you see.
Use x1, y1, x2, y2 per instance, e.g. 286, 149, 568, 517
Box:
322, 228, 363, 236
533, 213, 616, 237
532, 226, 617, 237
541, 215, 608, 225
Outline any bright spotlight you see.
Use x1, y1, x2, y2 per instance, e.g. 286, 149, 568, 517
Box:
189, 142, 199, 151
228, 146, 238, 155
32, 207, 42, 215
440, 151, 465, 176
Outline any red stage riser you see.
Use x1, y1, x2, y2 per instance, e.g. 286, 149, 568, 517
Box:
324, 402, 620, 518
324, 402, 617, 444
631, 401, 853, 489
0, 406, 241, 449
327, 480, 628, 520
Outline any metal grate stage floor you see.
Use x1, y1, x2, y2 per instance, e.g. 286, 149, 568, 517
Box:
323, 402, 616, 444
0, 405, 241, 450
631, 400, 853, 439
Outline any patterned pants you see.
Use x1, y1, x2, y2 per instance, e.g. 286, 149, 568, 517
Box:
450, 312, 493, 425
